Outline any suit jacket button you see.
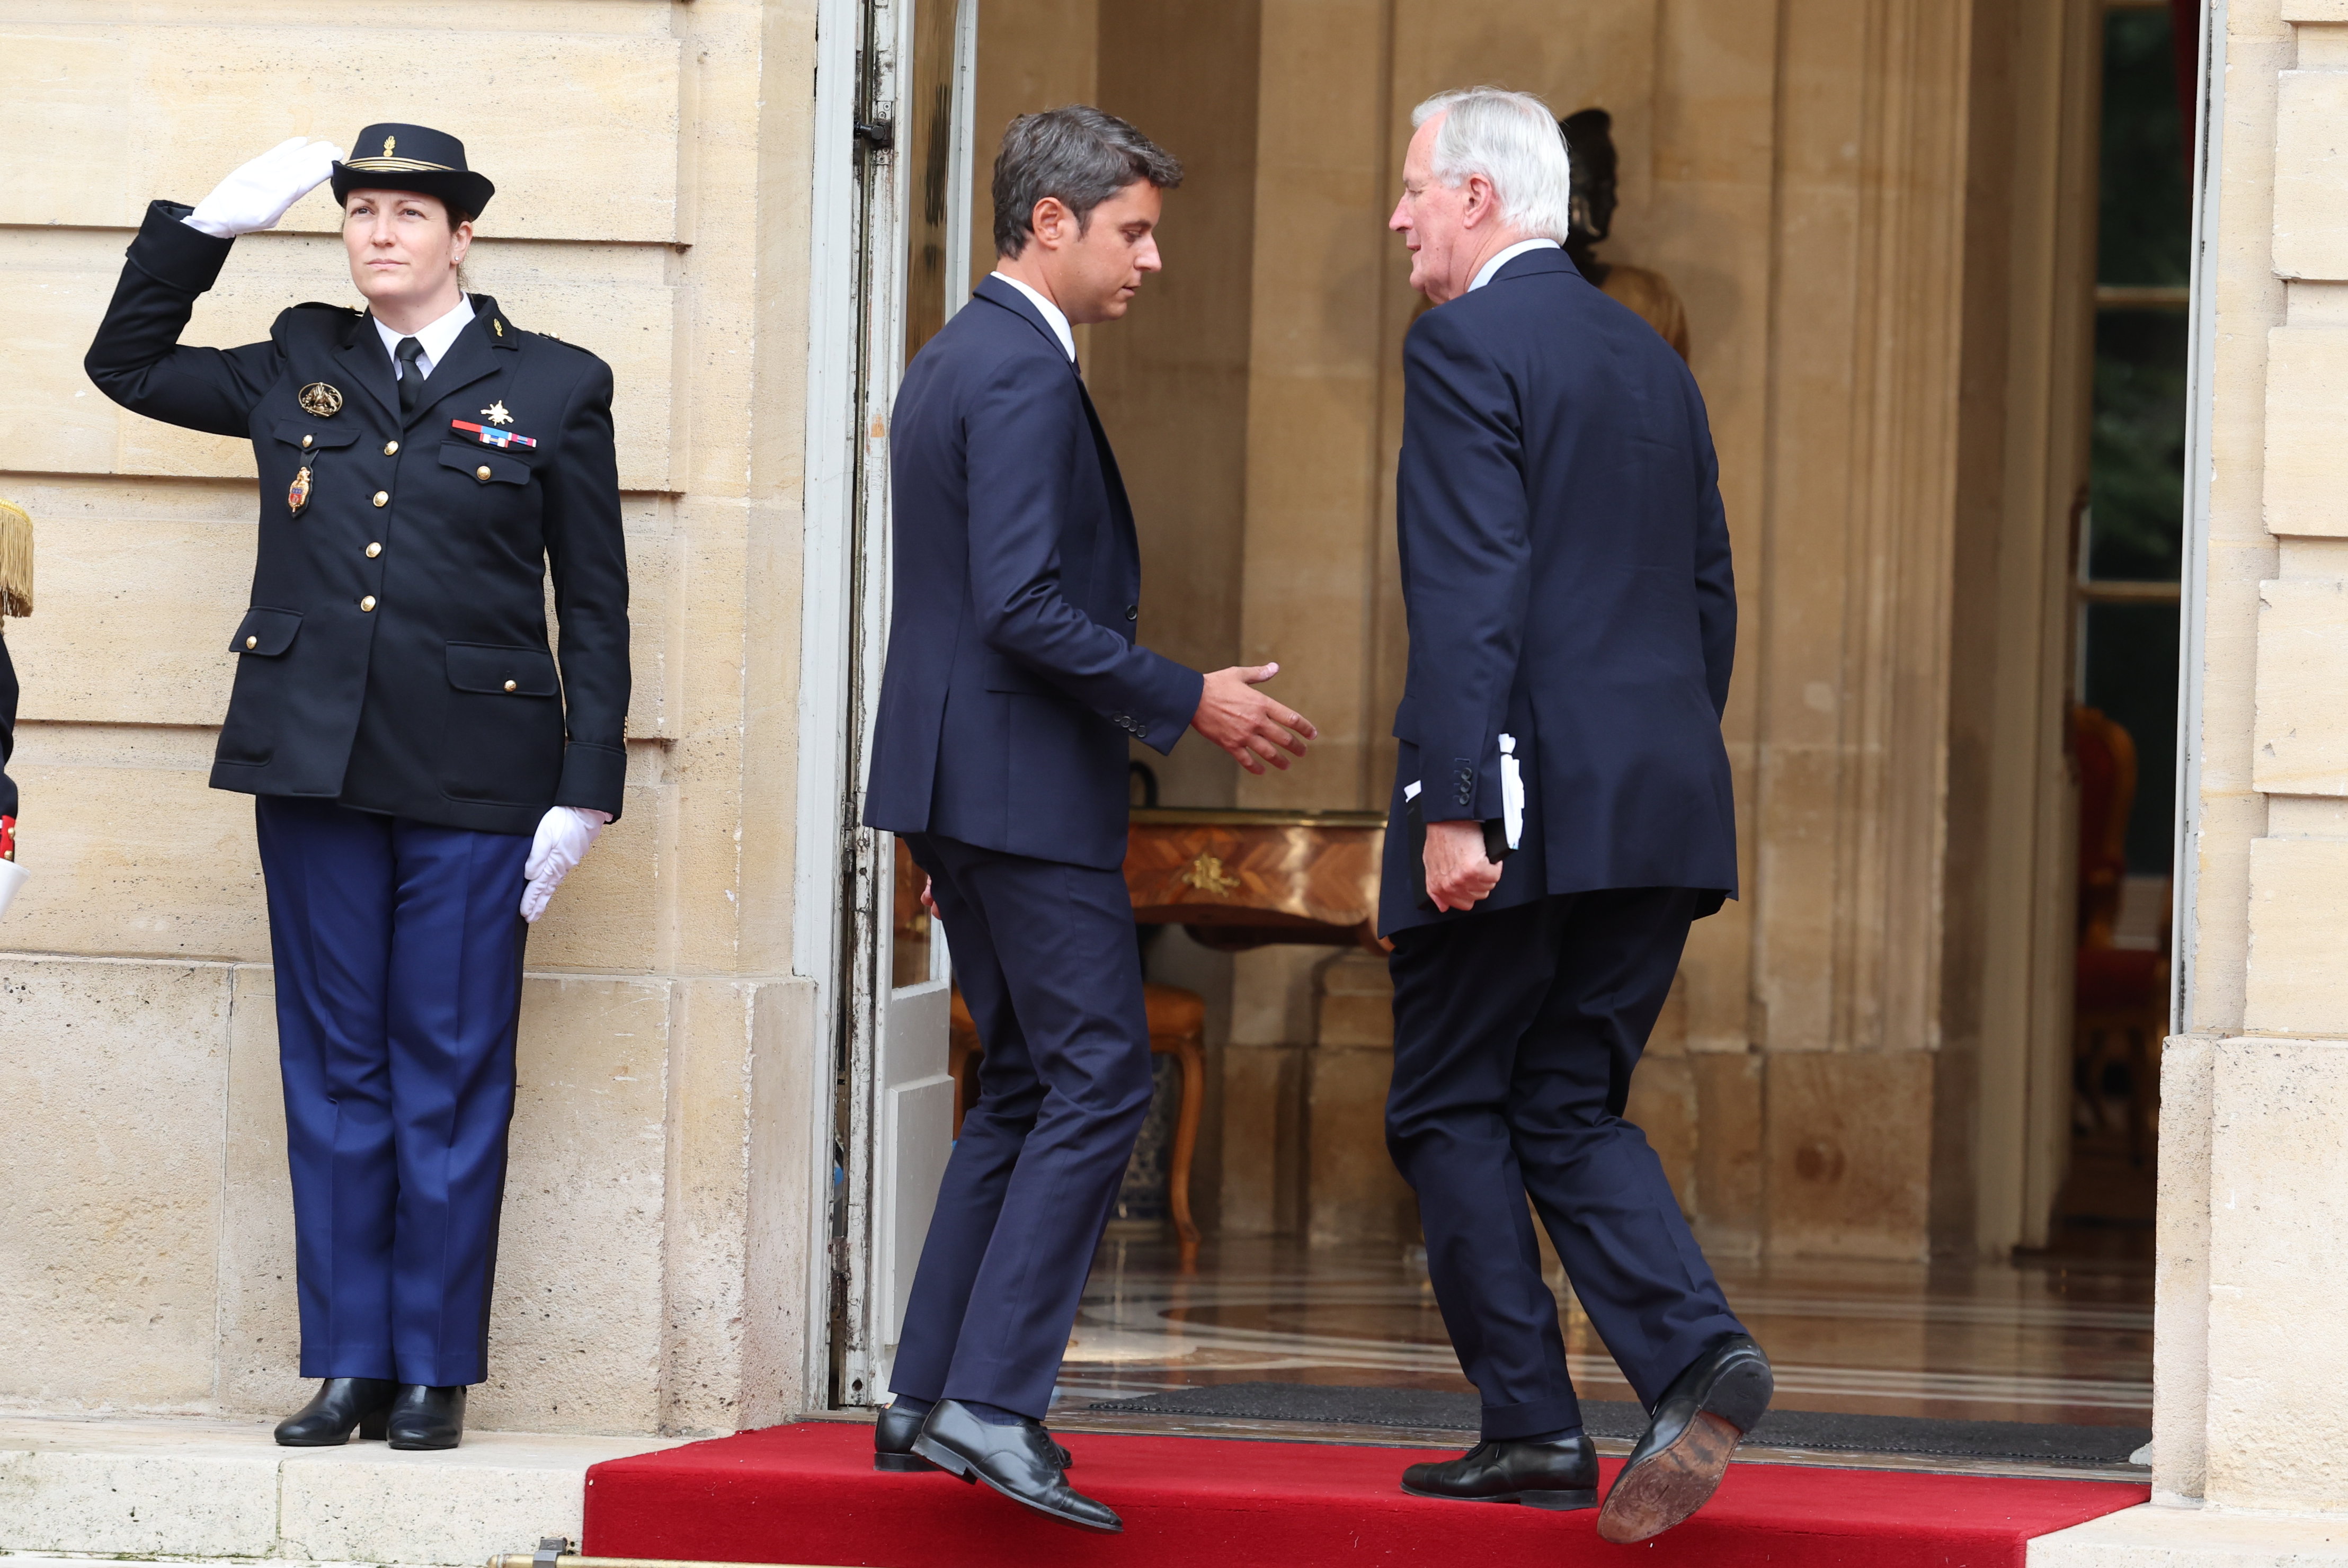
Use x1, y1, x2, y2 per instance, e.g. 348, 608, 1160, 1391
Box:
371, 490, 389, 507
1125, 604, 1137, 621
245, 635, 257, 649
365, 542, 382, 558
504, 679, 518, 693
360, 595, 377, 612
383, 440, 399, 456
300, 434, 313, 448
476, 465, 493, 482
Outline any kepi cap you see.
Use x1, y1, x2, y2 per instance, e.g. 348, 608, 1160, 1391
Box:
332, 123, 495, 219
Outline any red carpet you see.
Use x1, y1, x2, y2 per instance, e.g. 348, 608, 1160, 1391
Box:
583, 1421, 2147, 1567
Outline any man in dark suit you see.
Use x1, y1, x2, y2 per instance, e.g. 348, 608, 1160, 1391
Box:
1377, 89, 1771, 1544
862, 106, 1314, 1532
85, 126, 629, 1451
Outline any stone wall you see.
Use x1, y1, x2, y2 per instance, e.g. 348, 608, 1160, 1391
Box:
0, 1, 832, 1435
2153, 0, 2348, 1515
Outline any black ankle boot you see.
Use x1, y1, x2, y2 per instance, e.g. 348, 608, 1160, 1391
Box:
385, 1384, 468, 1450
274, 1378, 399, 1447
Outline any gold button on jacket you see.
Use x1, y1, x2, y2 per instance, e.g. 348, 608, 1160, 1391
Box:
371, 490, 389, 507
360, 595, 377, 612
476, 465, 492, 482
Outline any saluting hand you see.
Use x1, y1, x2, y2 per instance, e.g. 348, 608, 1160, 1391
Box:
1192, 662, 1318, 775
185, 137, 345, 239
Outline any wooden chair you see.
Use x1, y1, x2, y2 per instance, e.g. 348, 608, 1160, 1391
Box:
949, 982, 1206, 1265
2071, 706, 2168, 1166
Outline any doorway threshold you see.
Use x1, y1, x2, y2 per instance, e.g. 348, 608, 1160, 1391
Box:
794, 1405, 2148, 1485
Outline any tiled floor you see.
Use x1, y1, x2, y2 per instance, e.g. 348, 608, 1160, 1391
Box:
1053, 1236, 2152, 1430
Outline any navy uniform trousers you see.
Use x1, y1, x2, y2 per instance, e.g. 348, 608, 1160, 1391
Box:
1386, 887, 1748, 1440
889, 831, 1155, 1419
255, 794, 531, 1387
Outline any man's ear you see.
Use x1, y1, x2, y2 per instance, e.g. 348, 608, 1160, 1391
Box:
1030, 195, 1071, 251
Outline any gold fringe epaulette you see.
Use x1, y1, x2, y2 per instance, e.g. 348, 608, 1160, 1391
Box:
0, 498, 30, 621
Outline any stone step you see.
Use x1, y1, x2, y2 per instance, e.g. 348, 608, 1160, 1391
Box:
0, 1416, 680, 1568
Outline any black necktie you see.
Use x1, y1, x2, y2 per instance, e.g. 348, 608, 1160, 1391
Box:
395, 337, 425, 416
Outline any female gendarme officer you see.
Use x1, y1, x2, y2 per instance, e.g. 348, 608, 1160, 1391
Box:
85, 127, 629, 1450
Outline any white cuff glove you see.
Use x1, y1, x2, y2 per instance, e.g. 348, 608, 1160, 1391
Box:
520, 806, 610, 924
183, 137, 344, 239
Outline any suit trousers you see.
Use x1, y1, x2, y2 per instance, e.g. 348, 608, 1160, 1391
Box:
889, 832, 1155, 1419
1386, 888, 1746, 1440
254, 795, 531, 1386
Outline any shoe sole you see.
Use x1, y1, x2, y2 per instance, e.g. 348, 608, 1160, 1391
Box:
1595, 1410, 1740, 1544
1400, 1483, 1597, 1511
910, 1435, 1122, 1534
874, 1450, 939, 1473
385, 1436, 461, 1451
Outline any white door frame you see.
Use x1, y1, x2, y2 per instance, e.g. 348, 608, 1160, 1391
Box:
792, 0, 979, 1412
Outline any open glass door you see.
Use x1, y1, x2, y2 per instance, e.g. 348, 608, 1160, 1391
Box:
834, 0, 979, 1409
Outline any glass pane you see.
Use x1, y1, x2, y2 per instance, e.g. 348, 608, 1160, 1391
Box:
2082, 602, 2181, 877
902, 0, 963, 368
2088, 308, 2187, 582
892, 836, 932, 988
2096, 7, 2190, 289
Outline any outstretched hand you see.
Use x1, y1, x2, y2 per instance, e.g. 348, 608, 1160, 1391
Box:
185, 137, 345, 239
1192, 663, 1318, 775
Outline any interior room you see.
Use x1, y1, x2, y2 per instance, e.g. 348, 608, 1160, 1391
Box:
881, 0, 2191, 1468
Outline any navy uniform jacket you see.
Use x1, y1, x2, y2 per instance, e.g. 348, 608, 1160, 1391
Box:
1380, 247, 1737, 936
862, 277, 1203, 871
85, 202, 629, 836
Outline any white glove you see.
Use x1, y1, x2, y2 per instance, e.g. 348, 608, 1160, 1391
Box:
183, 137, 344, 239
520, 806, 610, 924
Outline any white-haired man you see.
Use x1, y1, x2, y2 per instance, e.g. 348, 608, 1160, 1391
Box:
1377, 87, 1772, 1543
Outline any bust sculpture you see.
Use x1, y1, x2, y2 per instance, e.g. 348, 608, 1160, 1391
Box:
1560, 109, 1691, 362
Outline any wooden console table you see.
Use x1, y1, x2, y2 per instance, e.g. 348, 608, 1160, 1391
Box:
1124, 806, 1389, 952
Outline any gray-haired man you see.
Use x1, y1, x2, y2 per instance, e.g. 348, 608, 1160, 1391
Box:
1380, 87, 1771, 1543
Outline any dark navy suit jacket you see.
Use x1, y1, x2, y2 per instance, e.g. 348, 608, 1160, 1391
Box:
1380, 247, 1737, 936
862, 277, 1203, 871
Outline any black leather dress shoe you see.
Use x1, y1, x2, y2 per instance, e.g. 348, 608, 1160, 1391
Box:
1400, 1435, 1598, 1509
1598, 1334, 1773, 1544
875, 1402, 1073, 1473
385, 1384, 467, 1451
274, 1378, 398, 1447
910, 1399, 1119, 1533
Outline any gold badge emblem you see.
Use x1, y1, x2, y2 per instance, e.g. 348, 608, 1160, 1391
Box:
297, 382, 343, 417
482, 400, 513, 426
287, 465, 313, 518
384, 134, 397, 157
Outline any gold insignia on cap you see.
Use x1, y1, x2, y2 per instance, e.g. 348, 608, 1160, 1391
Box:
483, 400, 512, 426
297, 382, 343, 418
384, 134, 397, 157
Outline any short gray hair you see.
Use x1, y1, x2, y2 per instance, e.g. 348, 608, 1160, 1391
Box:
1410, 87, 1574, 243
992, 105, 1184, 259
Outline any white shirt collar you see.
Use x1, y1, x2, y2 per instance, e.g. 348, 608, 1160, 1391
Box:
373, 292, 478, 379
1469, 237, 1563, 293
989, 271, 1077, 362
